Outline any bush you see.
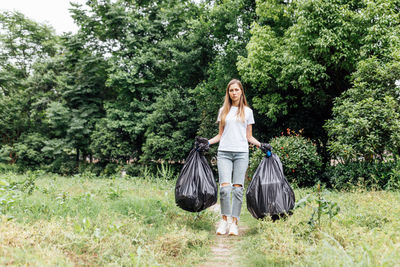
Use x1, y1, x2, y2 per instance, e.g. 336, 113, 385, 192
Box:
249, 132, 322, 187
78, 162, 104, 176
0, 163, 18, 173
39, 154, 74, 175
325, 58, 400, 162
324, 160, 400, 190
8, 133, 46, 171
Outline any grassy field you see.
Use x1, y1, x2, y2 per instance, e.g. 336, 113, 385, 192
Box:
1, 171, 400, 266
238, 187, 400, 266
0, 171, 216, 266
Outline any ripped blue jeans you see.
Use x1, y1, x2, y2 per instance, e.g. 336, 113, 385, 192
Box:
217, 151, 249, 220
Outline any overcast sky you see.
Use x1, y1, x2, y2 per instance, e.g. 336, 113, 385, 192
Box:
1, 0, 87, 35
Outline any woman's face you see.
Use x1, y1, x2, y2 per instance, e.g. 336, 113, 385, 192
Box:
228, 83, 242, 104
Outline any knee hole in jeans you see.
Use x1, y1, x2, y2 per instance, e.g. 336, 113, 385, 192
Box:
232, 185, 243, 197
220, 184, 231, 198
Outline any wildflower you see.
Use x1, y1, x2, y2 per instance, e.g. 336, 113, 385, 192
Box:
292, 169, 295, 173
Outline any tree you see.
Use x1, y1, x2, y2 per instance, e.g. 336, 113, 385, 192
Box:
325, 0, 400, 162
141, 89, 199, 162
237, 0, 366, 163
71, 0, 213, 162
0, 11, 57, 95
56, 33, 112, 162
192, 0, 258, 140
0, 12, 59, 164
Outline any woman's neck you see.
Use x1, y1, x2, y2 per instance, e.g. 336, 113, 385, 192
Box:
232, 101, 239, 107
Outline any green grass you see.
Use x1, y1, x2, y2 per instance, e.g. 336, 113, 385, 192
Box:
238, 187, 400, 266
1, 170, 400, 266
0, 171, 217, 266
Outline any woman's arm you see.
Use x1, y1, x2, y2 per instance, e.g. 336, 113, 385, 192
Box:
246, 124, 261, 148
208, 122, 224, 145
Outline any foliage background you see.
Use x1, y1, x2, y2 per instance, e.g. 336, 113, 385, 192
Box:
1, 0, 400, 186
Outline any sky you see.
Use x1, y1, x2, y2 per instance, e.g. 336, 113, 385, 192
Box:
1, 0, 88, 35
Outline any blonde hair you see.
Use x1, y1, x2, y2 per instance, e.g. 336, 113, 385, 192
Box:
219, 79, 249, 127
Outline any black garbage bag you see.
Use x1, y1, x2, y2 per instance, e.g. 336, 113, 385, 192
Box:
246, 153, 295, 219
175, 139, 217, 212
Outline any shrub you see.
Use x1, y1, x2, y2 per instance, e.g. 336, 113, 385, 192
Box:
324, 160, 400, 190
43, 155, 77, 176
9, 133, 46, 171
0, 163, 18, 173
386, 158, 400, 190
78, 162, 104, 176
325, 58, 400, 162
249, 131, 322, 187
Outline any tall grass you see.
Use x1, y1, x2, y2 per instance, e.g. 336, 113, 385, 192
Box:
1, 169, 400, 266
0, 170, 216, 266
238, 188, 400, 266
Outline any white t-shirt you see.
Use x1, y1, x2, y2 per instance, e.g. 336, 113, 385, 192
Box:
217, 106, 255, 152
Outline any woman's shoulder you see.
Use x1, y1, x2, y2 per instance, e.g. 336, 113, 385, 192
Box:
244, 106, 253, 112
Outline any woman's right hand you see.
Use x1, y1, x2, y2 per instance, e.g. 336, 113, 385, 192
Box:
195, 136, 209, 152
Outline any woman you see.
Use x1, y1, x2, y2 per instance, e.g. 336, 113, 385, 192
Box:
206, 79, 268, 236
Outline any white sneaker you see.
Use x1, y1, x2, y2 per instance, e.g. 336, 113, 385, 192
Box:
228, 222, 239, 236
216, 219, 229, 235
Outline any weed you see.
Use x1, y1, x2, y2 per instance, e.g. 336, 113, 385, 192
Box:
9, 170, 38, 195
56, 191, 69, 205
156, 162, 176, 180
0, 180, 19, 217
107, 187, 122, 200
295, 183, 340, 229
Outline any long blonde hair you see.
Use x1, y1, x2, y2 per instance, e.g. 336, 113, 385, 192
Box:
219, 79, 249, 127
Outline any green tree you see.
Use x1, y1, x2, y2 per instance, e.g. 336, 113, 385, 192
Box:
325, 59, 400, 162
0, 11, 57, 95
89, 103, 136, 163
237, 0, 366, 163
71, 0, 212, 162
193, 0, 258, 140
325, 0, 400, 162
57, 34, 112, 162
141, 89, 199, 162
0, 12, 59, 164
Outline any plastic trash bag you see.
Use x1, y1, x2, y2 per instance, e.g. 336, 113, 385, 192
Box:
246, 153, 295, 219
175, 140, 217, 212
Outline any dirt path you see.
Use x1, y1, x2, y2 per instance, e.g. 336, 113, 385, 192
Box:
199, 204, 248, 267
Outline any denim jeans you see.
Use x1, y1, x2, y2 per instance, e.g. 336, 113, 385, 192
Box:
217, 150, 249, 220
